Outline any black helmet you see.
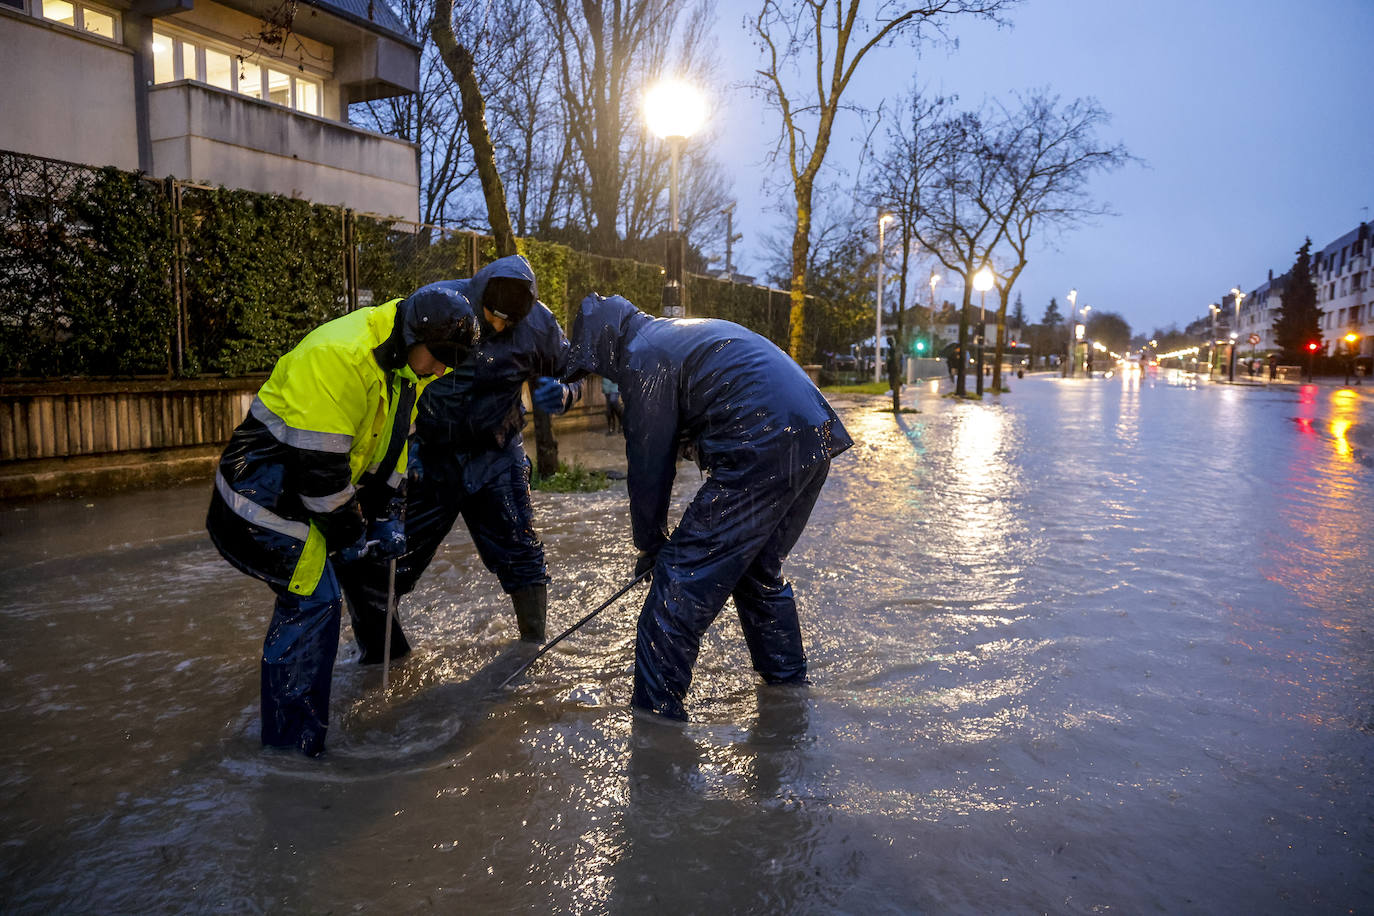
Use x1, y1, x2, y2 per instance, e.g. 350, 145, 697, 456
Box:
401, 284, 480, 365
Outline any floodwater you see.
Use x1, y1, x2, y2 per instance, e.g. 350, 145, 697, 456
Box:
1, 369, 1371, 913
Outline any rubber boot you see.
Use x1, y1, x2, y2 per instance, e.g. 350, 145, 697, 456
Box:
511, 584, 547, 643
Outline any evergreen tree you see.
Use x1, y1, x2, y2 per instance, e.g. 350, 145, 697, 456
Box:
1273, 238, 1321, 362
1011, 292, 1026, 335
1041, 297, 1062, 327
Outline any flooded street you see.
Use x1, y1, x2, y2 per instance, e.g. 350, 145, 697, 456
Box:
2, 370, 1371, 913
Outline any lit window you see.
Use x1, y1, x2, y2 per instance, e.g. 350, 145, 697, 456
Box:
41, 0, 74, 24
205, 47, 232, 89
239, 60, 262, 99
267, 69, 291, 106
295, 78, 319, 115
153, 32, 173, 82
180, 41, 196, 80
82, 5, 112, 37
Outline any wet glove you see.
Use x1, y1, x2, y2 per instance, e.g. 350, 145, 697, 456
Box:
533, 376, 572, 414
634, 548, 659, 581
366, 515, 406, 560
336, 532, 375, 565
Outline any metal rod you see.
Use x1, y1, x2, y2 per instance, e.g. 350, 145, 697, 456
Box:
382, 558, 397, 693
497, 569, 651, 690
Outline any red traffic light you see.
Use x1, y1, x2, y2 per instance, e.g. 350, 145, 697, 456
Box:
1307, 342, 1319, 351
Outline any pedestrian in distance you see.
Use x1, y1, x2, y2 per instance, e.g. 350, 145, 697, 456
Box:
565, 293, 854, 723
206, 286, 480, 757
340, 255, 581, 653
602, 375, 623, 435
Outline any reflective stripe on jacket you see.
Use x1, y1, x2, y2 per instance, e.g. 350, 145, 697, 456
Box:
207, 300, 438, 594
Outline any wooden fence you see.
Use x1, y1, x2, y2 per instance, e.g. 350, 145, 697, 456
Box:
0, 379, 260, 462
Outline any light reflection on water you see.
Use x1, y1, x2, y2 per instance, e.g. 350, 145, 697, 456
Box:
0, 374, 1371, 913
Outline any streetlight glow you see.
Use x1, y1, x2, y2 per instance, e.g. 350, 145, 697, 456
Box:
644, 80, 708, 139
973, 264, 995, 292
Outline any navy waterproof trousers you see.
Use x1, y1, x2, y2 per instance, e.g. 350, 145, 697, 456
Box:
632, 459, 830, 721
262, 563, 342, 756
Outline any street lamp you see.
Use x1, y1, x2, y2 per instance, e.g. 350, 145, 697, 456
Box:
875, 212, 894, 382
1079, 305, 1091, 376
1344, 331, 1361, 386
928, 269, 940, 364
1065, 288, 1078, 376
644, 79, 708, 318
973, 263, 995, 395
1229, 286, 1246, 382
1208, 303, 1221, 377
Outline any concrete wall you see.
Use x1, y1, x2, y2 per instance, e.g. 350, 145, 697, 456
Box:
149, 82, 419, 219
0, 10, 140, 170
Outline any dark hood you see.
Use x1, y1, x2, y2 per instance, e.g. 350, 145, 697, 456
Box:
566, 294, 651, 383
467, 254, 538, 309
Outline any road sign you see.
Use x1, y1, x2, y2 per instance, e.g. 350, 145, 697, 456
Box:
1248, 333, 1261, 345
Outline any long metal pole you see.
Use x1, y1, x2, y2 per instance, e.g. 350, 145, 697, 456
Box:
1065, 295, 1076, 377
381, 558, 397, 692
875, 217, 885, 383
498, 570, 651, 689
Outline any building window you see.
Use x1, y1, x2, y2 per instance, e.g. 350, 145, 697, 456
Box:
151, 29, 321, 116
36, 0, 118, 38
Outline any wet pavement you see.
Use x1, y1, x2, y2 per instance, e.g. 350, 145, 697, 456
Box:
1, 368, 1371, 913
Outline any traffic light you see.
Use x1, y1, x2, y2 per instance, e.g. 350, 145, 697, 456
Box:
1308, 342, 1319, 352
915, 340, 926, 353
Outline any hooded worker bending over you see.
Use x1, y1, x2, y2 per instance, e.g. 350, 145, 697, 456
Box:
340, 254, 580, 653
565, 294, 853, 722
207, 287, 479, 757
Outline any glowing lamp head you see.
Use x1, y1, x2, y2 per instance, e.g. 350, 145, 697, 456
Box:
973, 265, 995, 292
644, 80, 708, 139
1344, 332, 1360, 344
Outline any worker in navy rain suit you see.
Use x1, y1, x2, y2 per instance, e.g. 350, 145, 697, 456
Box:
339, 254, 580, 651
565, 294, 853, 722
207, 287, 480, 757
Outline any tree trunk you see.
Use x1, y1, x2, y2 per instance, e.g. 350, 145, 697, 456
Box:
956, 286, 972, 397
787, 188, 813, 363
430, 3, 515, 258
431, 0, 558, 474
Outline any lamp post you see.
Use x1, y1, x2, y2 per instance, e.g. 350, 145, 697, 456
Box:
973, 263, 995, 396
1344, 331, 1361, 386
875, 212, 894, 382
1208, 303, 1220, 377
645, 79, 708, 318
1065, 288, 1078, 376
1079, 305, 1091, 376
928, 269, 940, 365
1228, 287, 1246, 382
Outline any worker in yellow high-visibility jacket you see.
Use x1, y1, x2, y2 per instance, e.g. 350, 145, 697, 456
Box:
207, 285, 479, 757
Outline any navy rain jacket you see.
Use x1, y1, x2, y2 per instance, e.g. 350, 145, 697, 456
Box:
566, 294, 853, 555
414, 255, 577, 491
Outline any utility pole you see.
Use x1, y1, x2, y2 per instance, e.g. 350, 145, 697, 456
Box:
721, 203, 742, 277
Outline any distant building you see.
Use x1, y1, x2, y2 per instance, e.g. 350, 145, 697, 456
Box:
1208, 222, 1370, 361
1313, 223, 1371, 358
1, 0, 421, 219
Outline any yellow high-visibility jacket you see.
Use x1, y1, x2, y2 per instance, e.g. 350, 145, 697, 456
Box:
207, 300, 441, 594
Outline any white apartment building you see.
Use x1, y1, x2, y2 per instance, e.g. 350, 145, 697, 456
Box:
1313, 224, 1371, 359
1, 0, 422, 219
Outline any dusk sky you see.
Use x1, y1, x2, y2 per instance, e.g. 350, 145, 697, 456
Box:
705, 0, 1374, 338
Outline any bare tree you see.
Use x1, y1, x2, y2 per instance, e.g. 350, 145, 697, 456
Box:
750, 0, 1012, 364
983, 92, 1130, 391
430, 0, 516, 255
348, 0, 476, 226
537, 0, 717, 256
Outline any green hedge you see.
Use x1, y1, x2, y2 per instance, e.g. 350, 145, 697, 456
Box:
0, 152, 834, 378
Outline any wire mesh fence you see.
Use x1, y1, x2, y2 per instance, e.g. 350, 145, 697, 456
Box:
0, 148, 813, 380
